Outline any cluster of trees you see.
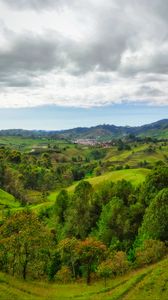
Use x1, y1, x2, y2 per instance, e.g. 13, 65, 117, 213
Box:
0, 147, 98, 204
1, 165, 167, 284
0, 140, 167, 206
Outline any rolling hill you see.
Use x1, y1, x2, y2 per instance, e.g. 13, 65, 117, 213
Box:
0, 119, 167, 140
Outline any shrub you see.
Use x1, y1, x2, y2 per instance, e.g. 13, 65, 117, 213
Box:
135, 239, 167, 266
55, 266, 73, 283
97, 259, 114, 286
111, 251, 129, 275
97, 251, 129, 285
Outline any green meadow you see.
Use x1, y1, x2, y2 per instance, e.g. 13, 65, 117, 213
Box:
0, 257, 167, 300
48, 168, 150, 202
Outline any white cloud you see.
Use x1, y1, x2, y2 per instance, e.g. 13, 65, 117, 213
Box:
0, 0, 167, 108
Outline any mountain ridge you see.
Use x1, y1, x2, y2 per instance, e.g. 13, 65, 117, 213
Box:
0, 119, 167, 140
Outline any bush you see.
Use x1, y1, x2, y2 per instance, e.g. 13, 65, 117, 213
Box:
111, 251, 129, 275
135, 239, 167, 266
97, 259, 114, 286
55, 266, 73, 283
97, 251, 129, 284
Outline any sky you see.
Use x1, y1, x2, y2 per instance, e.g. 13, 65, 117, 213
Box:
0, 0, 167, 129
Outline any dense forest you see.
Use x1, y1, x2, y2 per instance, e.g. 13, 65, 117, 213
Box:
0, 135, 167, 290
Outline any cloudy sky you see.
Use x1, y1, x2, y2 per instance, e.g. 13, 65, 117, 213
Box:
0, 0, 167, 129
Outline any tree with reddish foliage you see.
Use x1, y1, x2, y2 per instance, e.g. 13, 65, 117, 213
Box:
76, 238, 107, 284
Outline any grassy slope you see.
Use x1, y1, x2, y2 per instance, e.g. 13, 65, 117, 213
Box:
0, 168, 149, 216
0, 258, 167, 300
0, 189, 21, 219
0, 164, 150, 217
48, 168, 150, 202
104, 144, 168, 166
0, 189, 19, 208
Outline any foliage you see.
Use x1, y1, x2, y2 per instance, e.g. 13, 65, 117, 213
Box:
110, 251, 129, 276
0, 210, 52, 279
135, 240, 167, 266
76, 238, 107, 284
139, 188, 168, 241
0, 139, 167, 288
54, 189, 69, 224
97, 197, 130, 248
97, 259, 114, 286
65, 181, 94, 239
55, 266, 73, 283
141, 166, 168, 205
57, 238, 79, 278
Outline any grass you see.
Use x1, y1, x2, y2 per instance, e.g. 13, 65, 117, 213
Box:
0, 189, 21, 220
48, 168, 150, 202
0, 136, 73, 152
105, 144, 168, 167
87, 168, 150, 187
23, 168, 150, 215
0, 188, 20, 209
2, 168, 149, 216
0, 258, 167, 299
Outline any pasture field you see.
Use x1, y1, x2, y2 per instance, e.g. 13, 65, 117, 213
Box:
0, 257, 167, 300
104, 143, 168, 166
0, 136, 72, 152
48, 168, 150, 202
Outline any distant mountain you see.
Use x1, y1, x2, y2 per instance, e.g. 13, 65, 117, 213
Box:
56, 119, 168, 140
0, 119, 167, 140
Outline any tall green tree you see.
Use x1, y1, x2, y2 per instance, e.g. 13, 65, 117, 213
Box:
54, 189, 69, 224
97, 197, 130, 249
140, 166, 168, 205
139, 188, 168, 241
0, 211, 51, 279
66, 181, 94, 239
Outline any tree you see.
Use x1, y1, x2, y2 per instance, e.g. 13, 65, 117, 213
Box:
54, 190, 69, 224
140, 166, 168, 205
0, 210, 51, 279
139, 188, 168, 241
97, 259, 113, 286
97, 197, 130, 249
76, 238, 106, 284
66, 181, 94, 239
57, 237, 79, 279
112, 180, 133, 205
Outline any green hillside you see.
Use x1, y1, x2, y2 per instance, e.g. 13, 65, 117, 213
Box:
0, 189, 20, 219
48, 168, 150, 202
0, 189, 20, 209
0, 257, 167, 300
